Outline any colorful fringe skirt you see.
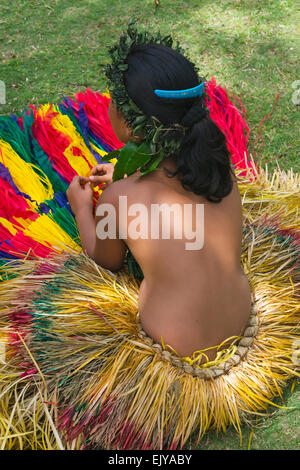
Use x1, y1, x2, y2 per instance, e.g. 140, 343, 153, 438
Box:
0, 78, 299, 450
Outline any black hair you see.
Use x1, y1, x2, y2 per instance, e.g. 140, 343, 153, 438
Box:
123, 43, 234, 202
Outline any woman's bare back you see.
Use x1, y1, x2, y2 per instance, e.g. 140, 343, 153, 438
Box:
100, 158, 252, 358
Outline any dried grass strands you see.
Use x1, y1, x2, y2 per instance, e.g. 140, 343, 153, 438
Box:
0, 165, 299, 449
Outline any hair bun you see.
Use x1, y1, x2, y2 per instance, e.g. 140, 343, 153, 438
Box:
181, 104, 207, 128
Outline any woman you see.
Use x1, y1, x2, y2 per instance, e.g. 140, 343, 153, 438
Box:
0, 21, 298, 450
67, 43, 252, 358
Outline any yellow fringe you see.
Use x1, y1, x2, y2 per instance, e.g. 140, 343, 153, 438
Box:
23, 214, 81, 253
0, 218, 18, 236
0, 139, 54, 206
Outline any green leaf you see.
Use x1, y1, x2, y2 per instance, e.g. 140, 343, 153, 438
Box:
139, 151, 164, 176
104, 149, 120, 162
112, 142, 153, 181
133, 115, 147, 125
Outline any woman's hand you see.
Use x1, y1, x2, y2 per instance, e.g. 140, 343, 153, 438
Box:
66, 175, 93, 216
88, 163, 115, 188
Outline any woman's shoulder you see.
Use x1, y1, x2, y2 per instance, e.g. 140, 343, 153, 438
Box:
97, 171, 153, 207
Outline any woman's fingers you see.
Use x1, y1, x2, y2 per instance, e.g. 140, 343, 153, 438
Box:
92, 163, 114, 174
91, 164, 109, 176
89, 163, 115, 186
84, 181, 93, 193
79, 175, 90, 185
69, 175, 91, 189
68, 171, 114, 193
69, 175, 81, 186
89, 174, 111, 184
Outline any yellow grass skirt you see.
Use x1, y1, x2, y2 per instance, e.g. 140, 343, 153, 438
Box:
0, 166, 299, 450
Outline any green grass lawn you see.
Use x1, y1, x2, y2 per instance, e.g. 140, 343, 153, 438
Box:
0, 0, 299, 171
186, 381, 300, 450
0, 0, 299, 450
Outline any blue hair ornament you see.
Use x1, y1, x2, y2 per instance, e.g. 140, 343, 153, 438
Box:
154, 82, 205, 99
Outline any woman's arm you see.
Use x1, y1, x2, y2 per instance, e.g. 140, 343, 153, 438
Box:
93, 183, 127, 271
74, 206, 96, 258
67, 175, 127, 272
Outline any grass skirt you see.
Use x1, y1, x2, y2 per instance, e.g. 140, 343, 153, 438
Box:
0, 84, 299, 450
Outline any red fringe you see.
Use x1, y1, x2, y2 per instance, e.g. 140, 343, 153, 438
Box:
205, 76, 256, 176
0, 222, 54, 259
31, 106, 79, 183
0, 177, 37, 221
69, 88, 124, 150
